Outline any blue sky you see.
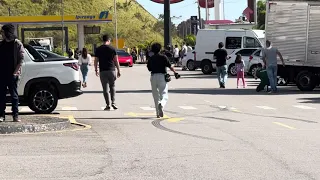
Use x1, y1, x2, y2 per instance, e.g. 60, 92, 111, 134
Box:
136, 0, 248, 24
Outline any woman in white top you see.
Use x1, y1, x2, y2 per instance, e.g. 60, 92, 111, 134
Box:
78, 48, 91, 88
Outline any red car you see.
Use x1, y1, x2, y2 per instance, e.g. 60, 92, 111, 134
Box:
117, 50, 133, 67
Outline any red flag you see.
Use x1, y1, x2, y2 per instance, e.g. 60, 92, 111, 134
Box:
198, 0, 214, 8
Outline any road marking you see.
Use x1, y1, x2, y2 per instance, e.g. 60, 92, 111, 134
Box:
61, 107, 78, 111
20, 107, 33, 112
218, 106, 227, 109
178, 106, 197, 110
125, 112, 180, 122
293, 105, 316, 110
256, 106, 276, 110
273, 122, 296, 130
140, 107, 156, 111
166, 118, 184, 122
230, 107, 241, 112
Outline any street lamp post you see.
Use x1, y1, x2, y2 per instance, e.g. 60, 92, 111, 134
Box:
164, 0, 171, 47
114, 0, 119, 49
61, 0, 65, 54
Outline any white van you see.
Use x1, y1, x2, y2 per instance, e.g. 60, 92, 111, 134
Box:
194, 29, 263, 74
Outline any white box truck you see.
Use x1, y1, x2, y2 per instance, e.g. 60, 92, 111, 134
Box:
266, 0, 320, 91
194, 29, 263, 74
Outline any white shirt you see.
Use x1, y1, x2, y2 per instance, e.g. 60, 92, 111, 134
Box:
174, 48, 180, 58
78, 54, 92, 65
182, 45, 188, 55
187, 46, 193, 52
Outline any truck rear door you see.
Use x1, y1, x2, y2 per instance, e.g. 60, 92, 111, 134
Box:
307, 5, 320, 65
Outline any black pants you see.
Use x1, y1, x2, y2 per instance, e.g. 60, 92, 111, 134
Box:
0, 75, 19, 117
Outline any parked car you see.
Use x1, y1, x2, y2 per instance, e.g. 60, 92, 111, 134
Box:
6, 44, 82, 114
227, 48, 259, 76
182, 50, 197, 71
117, 50, 133, 67
247, 49, 264, 77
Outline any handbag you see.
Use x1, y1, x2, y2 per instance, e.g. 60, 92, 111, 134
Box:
164, 73, 171, 82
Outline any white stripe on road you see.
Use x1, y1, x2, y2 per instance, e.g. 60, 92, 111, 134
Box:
293, 105, 316, 110
218, 106, 227, 109
61, 107, 78, 111
178, 106, 197, 110
20, 107, 33, 112
256, 106, 276, 110
140, 107, 156, 111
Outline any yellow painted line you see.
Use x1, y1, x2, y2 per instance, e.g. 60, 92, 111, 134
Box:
273, 122, 296, 130
68, 115, 92, 129
167, 118, 185, 122
125, 112, 184, 122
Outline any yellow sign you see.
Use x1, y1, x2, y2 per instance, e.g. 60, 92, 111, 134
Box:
112, 38, 125, 49
0, 11, 112, 24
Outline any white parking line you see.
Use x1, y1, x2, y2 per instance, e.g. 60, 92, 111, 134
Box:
256, 106, 276, 110
61, 107, 78, 111
218, 106, 227, 109
140, 107, 156, 111
20, 107, 33, 112
293, 105, 316, 110
178, 106, 197, 110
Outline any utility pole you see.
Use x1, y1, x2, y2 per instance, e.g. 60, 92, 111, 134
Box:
164, 0, 171, 47
198, 3, 202, 29
114, 0, 118, 49
61, 0, 65, 54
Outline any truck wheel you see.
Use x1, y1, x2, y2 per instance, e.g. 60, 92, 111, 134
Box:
228, 64, 237, 76
296, 71, 316, 91
187, 60, 196, 71
201, 61, 213, 74
28, 85, 58, 114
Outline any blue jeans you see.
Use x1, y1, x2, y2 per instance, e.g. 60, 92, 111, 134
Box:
216, 65, 228, 86
266, 65, 278, 91
0, 75, 19, 117
150, 74, 168, 115
80, 64, 89, 83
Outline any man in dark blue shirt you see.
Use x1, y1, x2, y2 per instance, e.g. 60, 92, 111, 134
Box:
0, 24, 24, 122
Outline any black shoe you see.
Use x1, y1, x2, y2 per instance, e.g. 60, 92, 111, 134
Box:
104, 106, 111, 111
13, 116, 21, 122
158, 104, 164, 117
111, 104, 118, 110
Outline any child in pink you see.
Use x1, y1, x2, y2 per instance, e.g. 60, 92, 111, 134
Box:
235, 54, 246, 88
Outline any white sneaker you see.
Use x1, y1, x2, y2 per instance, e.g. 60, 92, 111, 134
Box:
0, 117, 4, 122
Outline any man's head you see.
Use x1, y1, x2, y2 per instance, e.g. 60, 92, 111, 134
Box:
102, 34, 111, 44
151, 42, 162, 54
218, 42, 224, 49
175, 45, 178, 48
266, 40, 271, 48
1, 24, 16, 41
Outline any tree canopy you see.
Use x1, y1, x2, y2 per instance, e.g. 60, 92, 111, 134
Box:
0, 0, 169, 50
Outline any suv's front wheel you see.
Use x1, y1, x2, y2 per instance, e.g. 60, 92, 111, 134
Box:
28, 86, 58, 114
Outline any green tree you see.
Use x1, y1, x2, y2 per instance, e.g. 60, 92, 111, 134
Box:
184, 34, 196, 46
256, 0, 266, 30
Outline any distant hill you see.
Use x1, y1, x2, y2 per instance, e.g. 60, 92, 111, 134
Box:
0, 0, 165, 50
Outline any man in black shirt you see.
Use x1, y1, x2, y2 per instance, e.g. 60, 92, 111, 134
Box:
213, 42, 229, 88
0, 24, 24, 122
94, 34, 121, 110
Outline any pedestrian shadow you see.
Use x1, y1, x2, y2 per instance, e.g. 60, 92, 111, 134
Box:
298, 97, 320, 104
4, 112, 60, 115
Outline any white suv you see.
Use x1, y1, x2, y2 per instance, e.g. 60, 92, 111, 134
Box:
6, 45, 82, 114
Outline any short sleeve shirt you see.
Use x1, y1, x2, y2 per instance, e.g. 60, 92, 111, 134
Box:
147, 54, 171, 73
214, 48, 228, 67
95, 45, 117, 71
262, 47, 278, 67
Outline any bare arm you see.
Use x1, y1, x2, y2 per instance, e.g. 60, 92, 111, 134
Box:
14, 41, 24, 75
277, 49, 285, 65
94, 57, 99, 72
169, 66, 177, 74
261, 50, 267, 66
113, 55, 120, 73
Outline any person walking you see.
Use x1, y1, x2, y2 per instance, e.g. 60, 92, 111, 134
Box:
0, 24, 24, 122
213, 42, 229, 88
235, 54, 246, 88
147, 42, 180, 118
173, 45, 180, 67
262, 40, 285, 93
94, 34, 121, 110
78, 47, 92, 88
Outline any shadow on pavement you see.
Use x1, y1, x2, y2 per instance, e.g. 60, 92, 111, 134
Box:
298, 97, 320, 104
5, 112, 60, 115
77, 117, 155, 120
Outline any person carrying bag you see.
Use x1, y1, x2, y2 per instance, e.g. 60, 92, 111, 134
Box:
147, 42, 180, 118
